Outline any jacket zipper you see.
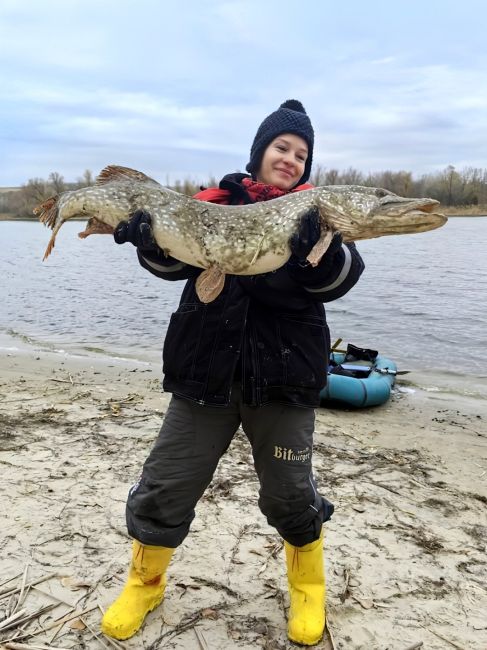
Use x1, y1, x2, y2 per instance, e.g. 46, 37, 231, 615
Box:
249, 318, 261, 406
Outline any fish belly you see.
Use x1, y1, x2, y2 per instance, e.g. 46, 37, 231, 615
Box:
161, 236, 289, 275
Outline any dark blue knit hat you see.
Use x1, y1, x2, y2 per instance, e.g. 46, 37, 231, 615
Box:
246, 99, 314, 186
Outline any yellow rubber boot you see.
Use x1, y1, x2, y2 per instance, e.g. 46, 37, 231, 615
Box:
101, 540, 174, 640
284, 531, 325, 646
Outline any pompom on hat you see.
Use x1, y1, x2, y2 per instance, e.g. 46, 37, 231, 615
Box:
246, 99, 314, 186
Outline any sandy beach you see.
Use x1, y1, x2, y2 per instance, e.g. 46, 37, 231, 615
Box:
1, 337, 486, 650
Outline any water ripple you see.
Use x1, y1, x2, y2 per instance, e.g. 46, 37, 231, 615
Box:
1, 217, 487, 388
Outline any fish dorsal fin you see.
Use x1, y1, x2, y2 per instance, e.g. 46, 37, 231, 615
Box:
95, 165, 161, 187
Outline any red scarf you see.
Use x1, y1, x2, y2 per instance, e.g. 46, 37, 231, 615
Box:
194, 178, 314, 205
240, 177, 314, 202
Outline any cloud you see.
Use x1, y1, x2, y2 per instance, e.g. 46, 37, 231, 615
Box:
1, 1, 487, 185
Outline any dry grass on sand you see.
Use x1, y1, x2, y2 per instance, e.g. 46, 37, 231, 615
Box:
0, 348, 486, 649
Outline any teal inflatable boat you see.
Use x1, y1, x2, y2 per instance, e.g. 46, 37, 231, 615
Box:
320, 344, 397, 408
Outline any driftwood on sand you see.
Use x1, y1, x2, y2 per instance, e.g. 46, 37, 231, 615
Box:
1, 349, 486, 649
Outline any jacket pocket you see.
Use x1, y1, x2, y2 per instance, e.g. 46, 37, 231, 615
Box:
174, 303, 199, 314
163, 303, 203, 380
277, 314, 328, 388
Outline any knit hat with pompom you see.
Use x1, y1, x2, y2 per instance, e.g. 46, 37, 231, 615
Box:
245, 99, 314, 186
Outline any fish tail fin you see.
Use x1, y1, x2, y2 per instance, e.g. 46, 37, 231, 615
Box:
42, 232, 57, 261
34, 195, 62, 260
34, 195, 58, 229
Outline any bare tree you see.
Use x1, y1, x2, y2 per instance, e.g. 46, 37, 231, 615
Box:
311, 164, 326, 186
77, 169, 94, 188
340, 167, 364, 185
324, 168, 340, 185
442, 165, 462, 206
48, 172, 65, 194
5, 164, 487, 219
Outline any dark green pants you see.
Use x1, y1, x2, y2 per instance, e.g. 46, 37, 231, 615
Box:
126, 386, 333, 547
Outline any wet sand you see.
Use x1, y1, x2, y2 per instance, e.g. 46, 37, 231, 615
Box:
1, 339, 486, 650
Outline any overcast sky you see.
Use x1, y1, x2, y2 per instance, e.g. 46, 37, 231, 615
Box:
1, 0, 486, 186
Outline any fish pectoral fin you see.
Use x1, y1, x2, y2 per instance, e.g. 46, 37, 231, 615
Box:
78, 218, 115, 239
195, 266, 226, 303
306, 229, 335, 267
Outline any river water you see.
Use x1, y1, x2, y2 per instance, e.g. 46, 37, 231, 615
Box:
1, 217, 486, 397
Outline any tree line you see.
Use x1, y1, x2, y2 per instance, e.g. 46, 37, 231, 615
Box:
2, 165, 487, 218
310, 165, 487, 208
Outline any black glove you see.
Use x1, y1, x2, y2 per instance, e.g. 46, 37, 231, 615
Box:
114, 210, 159, 251
288, 221, 343, 286
289, 207, 322, 262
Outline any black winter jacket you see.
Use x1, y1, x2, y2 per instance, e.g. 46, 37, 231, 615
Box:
137, 182, 365, 408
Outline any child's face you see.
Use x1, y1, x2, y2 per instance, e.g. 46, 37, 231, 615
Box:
256, 133, 308, 190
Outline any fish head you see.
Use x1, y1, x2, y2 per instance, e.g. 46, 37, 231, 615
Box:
370, 189, 447, 236
317, 186, 447, 241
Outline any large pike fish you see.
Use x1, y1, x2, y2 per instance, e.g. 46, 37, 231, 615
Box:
35, 165, 447, 302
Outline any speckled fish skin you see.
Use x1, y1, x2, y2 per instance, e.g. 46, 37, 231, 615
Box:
36, 165, 447, 274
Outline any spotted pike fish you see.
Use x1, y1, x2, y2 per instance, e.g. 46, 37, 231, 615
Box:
35, 165, 447, 302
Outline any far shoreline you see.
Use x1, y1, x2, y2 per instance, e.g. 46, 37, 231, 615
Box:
0, 214, 86, 221
1, 209, 487, 222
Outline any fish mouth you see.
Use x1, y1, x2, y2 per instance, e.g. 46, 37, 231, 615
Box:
368, 202, 447, 237
349, 196, 447, 240
410, 200, 439, 214
379, 196, 440, 215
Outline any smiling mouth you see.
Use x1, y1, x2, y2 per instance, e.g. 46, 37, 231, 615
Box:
276, 169, 293, 178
